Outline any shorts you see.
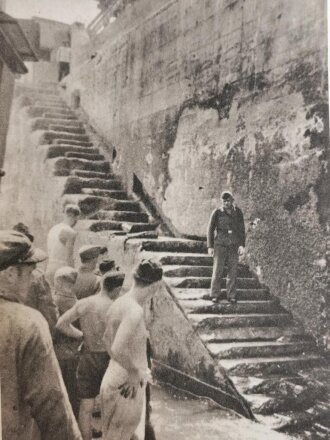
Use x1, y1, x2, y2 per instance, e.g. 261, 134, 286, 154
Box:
76, 351, 110, 399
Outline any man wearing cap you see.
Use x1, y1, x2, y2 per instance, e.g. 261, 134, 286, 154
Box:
73, 245, 107, 300
13, 222, 58, 337
45, 204, 80, 287
207, 191, 246, 303
56, 271, 125, 440
0, 230, 82, 440
101, 259, 163, 440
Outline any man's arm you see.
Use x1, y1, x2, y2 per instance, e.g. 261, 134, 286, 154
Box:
59, 228, 77, 267
110, 308, 143, 374
237, 208, 246, 247
207, 209, 217, 251
33, 273, 59, 337
20, 316, 82, 440
56, 302, 84, 339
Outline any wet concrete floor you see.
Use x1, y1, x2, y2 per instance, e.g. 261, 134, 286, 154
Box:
150, 384, 292, 440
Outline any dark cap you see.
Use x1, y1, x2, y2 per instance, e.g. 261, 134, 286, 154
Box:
64, 204, 81, 216
13, 222, 34, 242
102, 271, 125, 291
221, 190, 234, 200
79, 245, 107, 262
133, 259, 163, 285
99, 259, 116, 274
0, 230, 47, 271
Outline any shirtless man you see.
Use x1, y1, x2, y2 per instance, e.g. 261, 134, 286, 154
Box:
100, 259, 163, 440
45, 204, 80, 287
56, 271, 125, 440
73, 245, 107, 300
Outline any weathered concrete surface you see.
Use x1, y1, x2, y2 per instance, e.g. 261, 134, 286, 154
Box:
151, 385, 291, 440
0, 88, 66, 248
65, 0, 329, 340
0, 62, 15, 172
72, 230, 252, 418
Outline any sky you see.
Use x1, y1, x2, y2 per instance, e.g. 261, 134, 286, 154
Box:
5, 0, 99, 25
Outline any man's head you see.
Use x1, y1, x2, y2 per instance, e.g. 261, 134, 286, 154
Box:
54, 267, 78, 293
13, 222, 34, 242
221, 190, 234, 210
133, 259, 163, 294
79, 245, 107, 269
0, 230, 47, 302
99, 259, 117, 275
64, 204, 80, 227
102, 271, 125, 299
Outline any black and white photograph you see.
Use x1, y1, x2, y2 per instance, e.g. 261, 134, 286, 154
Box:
0, 0, 329, 439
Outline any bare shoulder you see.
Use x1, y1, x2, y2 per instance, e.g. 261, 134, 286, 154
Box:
108, 295, 143, 321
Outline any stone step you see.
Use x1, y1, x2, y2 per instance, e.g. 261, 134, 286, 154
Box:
208, 340, 315, 360
30, 95, 63, 104
165, 276, 260, 289
178, 299, 281, 315
53, 158, 110, 177
27, 106, 74, 118
162, 264, 251, 278
63, 176, 121, 193
199, 325, 306, 343
47, 145, 100, 159
81, 189, 129, 199
31, 118, 83, 131
172, 288, 270, 301
91, 210, 149, 223
82, 220, 157, 233
54, 139, 94, 147
49, 124, 86, 135
41, 131, 90, 144
43, 112, 78, 120
63, 194, 110, 216
139, 238, 207, 254
190, 313, 292, 329
258, 404, 330, 434
158, 254, 252, 273
105, 200, 142, 212
72, 170, 115, 179
220, 355, 324, 376
65, 152, 105, 161
35, 101, 68, 110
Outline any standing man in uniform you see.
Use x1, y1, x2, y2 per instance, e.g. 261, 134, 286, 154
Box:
45, 204, 80, 287
0, 230, 82, 440
100, 259, 163, 440
207, 191, 245, 304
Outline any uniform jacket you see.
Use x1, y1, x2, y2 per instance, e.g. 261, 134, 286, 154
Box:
26, 268, 58, 337
207, 206, 245, 248
0, 293, 82, 440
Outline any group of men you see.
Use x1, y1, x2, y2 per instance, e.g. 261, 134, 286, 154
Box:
0, 190, 245, 440
0, 203, 163, 440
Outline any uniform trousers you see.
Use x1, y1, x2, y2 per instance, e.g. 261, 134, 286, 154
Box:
210, 244, 239, 300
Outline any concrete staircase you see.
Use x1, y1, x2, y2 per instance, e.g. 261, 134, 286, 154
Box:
21, 83, 330, 439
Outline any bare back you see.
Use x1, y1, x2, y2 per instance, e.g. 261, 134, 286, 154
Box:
75, 294, 113, 351
104, 294, 148, 373
47, 223, 76, 265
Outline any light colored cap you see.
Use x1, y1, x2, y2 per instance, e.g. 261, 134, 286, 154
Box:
54, 266, 78, 284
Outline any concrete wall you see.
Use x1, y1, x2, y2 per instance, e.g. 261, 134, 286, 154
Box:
65, 0, 329, 339
0, 62, 15, 172
0, 89, 66, 248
